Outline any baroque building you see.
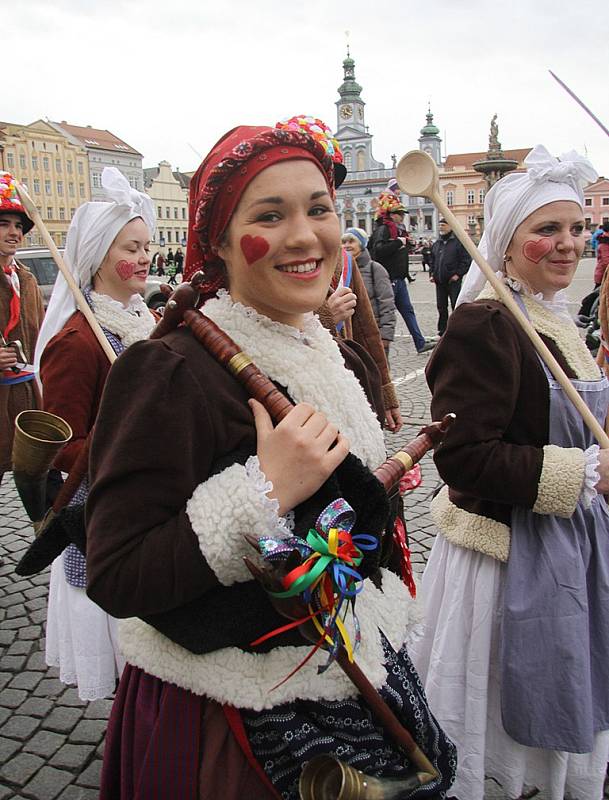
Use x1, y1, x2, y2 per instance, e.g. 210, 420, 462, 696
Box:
333, 52, 440, 239
143, 161, 190, 254
0, 119, 91, 247
48, 121, 144, 200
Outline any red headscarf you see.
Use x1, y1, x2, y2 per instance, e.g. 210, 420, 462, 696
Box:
184, 126, 335, 288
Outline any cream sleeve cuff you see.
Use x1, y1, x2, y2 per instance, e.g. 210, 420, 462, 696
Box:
532, 444, 585, 517
186, 455, 292, 586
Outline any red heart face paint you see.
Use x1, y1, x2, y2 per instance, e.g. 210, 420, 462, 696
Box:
522, 238, 553, 264
240, 235, 270, 266
115, 260, 137, 281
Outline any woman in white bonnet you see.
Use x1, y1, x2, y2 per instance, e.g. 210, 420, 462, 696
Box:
411, 145, 609, 799
34, 167, 156, 700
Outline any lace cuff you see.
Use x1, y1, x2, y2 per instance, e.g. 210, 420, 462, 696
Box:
244, 456, 293, 538
581, 444, 601, 509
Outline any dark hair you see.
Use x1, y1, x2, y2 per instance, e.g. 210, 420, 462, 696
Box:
602, 222, 609, 233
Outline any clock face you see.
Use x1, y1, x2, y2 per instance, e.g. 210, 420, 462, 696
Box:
340, 105, 353, 120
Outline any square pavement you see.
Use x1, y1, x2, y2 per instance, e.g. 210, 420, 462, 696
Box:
0, 259, 600, 798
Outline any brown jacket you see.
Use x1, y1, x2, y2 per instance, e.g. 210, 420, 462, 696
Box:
318, 262, 399, 412
0, 262, 44, 473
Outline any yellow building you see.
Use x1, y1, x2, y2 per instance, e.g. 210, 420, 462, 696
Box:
143, 161, 190, 256
439, 149, 531, 236
0, 119, 91, 247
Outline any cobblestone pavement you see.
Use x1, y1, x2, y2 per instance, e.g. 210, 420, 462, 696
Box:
0, 260, 599, 798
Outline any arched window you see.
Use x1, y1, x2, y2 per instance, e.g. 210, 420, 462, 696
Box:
446, 190, 454, 206
356, 150, 365, 172
344, 149, 352, 171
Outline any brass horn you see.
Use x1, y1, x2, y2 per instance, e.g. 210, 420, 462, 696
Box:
12, 410, 72, 527
299, 755, 436, 800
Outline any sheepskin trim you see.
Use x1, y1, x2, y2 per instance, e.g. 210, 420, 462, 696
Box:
478, 286, 600, 381
187, 459, 291, 587
533, 444, 585, 517
203, 292, 386, 469
118, 569, 417, 710
382, 382, 399, 411
430, 486, 510, 562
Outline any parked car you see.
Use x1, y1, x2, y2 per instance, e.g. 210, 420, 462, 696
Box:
16, 248, 169, 311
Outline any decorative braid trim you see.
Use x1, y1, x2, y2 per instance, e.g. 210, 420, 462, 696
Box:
118, 568, 417, 710
430, 486, 510, 562
533, 444, 585, 517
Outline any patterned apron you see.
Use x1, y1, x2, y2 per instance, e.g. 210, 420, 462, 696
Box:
501, 292, 609, 753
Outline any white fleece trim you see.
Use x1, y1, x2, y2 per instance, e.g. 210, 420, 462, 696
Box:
430, 486, 510, 562
533, 444, 585, 517
186, 458, 291, 587
89, 290, 155, 347
118, 569, 419, 710
478, 284, 601, 381
202, 291, 386, 469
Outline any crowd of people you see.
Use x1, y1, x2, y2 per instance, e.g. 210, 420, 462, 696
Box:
1, 120, 609, 800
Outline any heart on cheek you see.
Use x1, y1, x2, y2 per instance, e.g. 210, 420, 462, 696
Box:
115, 260, 137, 281
522, 238, 553, 264
240, 235, 269, 266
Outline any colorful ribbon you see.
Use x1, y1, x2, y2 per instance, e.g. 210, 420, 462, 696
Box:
252, 498, 377, 678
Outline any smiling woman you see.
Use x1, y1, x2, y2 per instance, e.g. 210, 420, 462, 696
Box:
85, 125, 457, 800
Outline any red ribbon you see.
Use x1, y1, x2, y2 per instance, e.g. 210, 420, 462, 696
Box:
3, 264, 20, 340
393, 517, 417, 599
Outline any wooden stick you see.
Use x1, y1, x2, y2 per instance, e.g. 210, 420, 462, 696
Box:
14, 181, 116, 365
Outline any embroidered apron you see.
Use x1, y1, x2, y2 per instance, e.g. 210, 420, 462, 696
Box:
501, 293, 609, 753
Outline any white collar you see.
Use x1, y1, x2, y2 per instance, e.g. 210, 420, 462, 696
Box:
89, 290, 155, 348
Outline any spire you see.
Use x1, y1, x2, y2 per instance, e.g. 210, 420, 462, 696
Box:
338, 47, 362, 100
420, 106, 440, 136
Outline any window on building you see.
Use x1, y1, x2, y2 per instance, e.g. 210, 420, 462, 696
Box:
344, 151, 352, 171
32, 155, 38, 170
43, 157, 49, 171
55, 159, 61, 172
467, 190, 475, 205
68, 182, 74, 197
356, 151, 365, 172
167, 231, 172, 243
80, 183, 85, 197
584, 198, 592, 207
165, 207, 170, 219
57, 181, 63, 196
357, 218, 366, 230
70, 208, 75, 218
424, 215, 432, 229
479, 189, 485, 203
33, 178, 40, 194
92, 173, 101, 189
47, 206, 53, 219
67, 160, 73, 174
45, 180, 51, 195
6, 153, 14, 168
345, 218, 353, 229
174, 207, 178, 219
158, 207, 162, 218
604, 217, 609, 226
467, 215, 476, 226
61, 232, 67, 246
59, 207, 65, 220
181, 207, 186, 220
446, 191, 454, 206
585, 217, 592, 229
602, 198, 609, 206
78, 162, 84, 175
19, 154, 26, 170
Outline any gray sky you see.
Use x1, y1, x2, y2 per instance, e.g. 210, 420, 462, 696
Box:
7, 0, 609, 176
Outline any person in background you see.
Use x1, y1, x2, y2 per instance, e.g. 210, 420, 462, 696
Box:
594, 221, 609, 288
166, 247, 175, 266
430, 218, 470, 336
0, 171, 44, 489
342, 227, 396, 355
34, 167, 157, 700
420, 238, 432, 272
156, 252, 165, 276
371, 193, 434, 354
174, 247, 184, 278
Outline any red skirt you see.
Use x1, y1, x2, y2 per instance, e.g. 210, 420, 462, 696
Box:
100, 663, 279, 800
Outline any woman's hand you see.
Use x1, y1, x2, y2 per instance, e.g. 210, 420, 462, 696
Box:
0, 346, 18, 371
384, 407, 403, 434
250, 399, 350, 516
596, 449, 609, 495
327, 286, 357, 326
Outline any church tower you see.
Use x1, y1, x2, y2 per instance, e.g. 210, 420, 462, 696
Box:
418, 107, 442, 166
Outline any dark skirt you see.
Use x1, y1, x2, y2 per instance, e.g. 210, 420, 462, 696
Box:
101, 635, 456, 800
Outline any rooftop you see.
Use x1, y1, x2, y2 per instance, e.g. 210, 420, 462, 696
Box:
52, 121, 142, 157
443, 148, 531, 171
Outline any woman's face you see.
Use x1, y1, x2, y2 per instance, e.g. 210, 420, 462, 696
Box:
217, 159, 340, 328
505, 201, 585, 298
93, 217, 151, 303
342, 235, 362, 257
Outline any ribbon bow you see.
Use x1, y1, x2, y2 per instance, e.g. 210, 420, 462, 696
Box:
525, 144, 598, 193
253, 498, 377, 682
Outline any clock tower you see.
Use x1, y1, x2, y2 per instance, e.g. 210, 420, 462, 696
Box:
335, 47, 366, 134
418, 106, 442, 166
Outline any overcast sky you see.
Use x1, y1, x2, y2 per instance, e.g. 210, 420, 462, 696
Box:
6, 0, 609, 177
